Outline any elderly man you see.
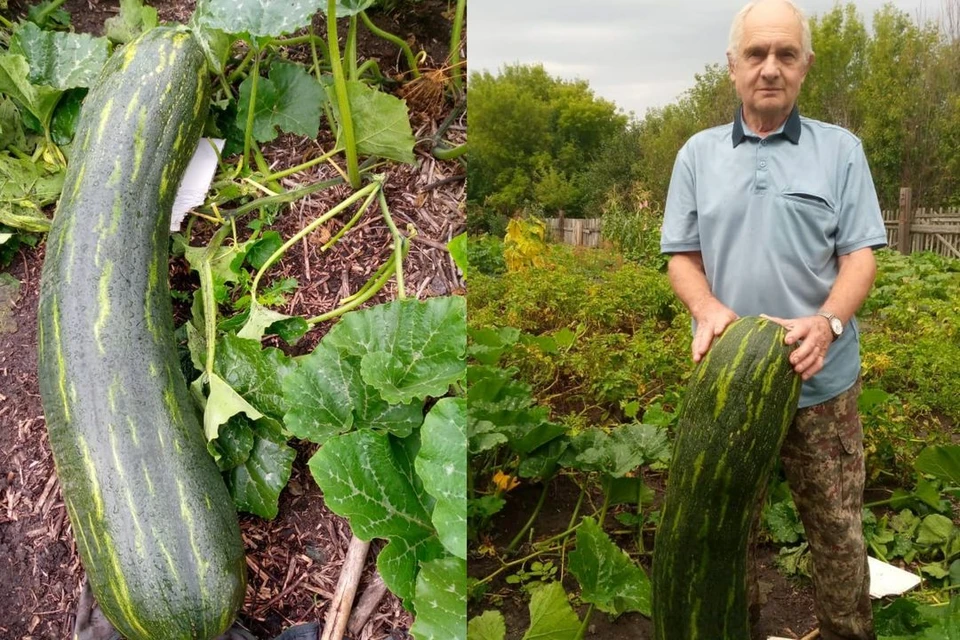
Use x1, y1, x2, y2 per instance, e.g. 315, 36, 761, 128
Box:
659, 0, 887, 638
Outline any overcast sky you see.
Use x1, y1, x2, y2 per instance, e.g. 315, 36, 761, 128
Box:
470, 0, 939, 118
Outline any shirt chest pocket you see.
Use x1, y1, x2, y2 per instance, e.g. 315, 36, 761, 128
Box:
778, 188, 838, 245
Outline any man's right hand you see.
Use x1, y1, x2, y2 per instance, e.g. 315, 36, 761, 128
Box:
691, 298, 738, 363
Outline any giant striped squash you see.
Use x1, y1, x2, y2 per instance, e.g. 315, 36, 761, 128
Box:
652, 316, 801, 640
37, 28, 246, 639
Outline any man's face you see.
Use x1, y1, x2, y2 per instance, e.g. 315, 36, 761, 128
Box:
728, 1, 812, 120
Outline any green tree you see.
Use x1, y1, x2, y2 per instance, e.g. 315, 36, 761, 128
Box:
468, 64, 627, 225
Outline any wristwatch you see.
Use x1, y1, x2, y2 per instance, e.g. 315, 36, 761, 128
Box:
817, 311, 843, 341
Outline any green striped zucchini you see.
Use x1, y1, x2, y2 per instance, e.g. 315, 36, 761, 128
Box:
652, 316, 801, 640
37, 28, 246, 639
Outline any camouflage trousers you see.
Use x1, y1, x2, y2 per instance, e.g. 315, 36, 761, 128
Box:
749, 378, 875, 640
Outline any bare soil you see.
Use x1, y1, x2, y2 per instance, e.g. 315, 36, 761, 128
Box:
468, 474, 819, 640
0, 1, 465, 638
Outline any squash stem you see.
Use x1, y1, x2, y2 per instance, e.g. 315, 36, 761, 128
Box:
359, 11, 421, 78
308, 26, 324, 82
432, 142, 467, 161
262, 146, 341, 183
328, 0, 361, 188
306, 236, 409, 324
227, 47, 256, 84
476, 546, 563, 587
357, 59, 384, 82
31, 0, 68, 25
505, 481, 551, 554
0, 14, 12, 29
576, 605, 595, 640
199, 224, 233, 379
242, 45, 262, 176
597, 483, 613, 528
448, 0, 466, 92
250, 181, 380, 304
320, 194, 370, 253
346, 16, 359, 81
377, 190, 406, 298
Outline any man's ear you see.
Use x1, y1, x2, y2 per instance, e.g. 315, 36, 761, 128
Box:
727, 52, 737, 82
801, 52, 815, 83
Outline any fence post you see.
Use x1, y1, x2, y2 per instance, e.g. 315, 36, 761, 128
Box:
556, 210, 565, 243
898, 187, 913, 255
573, 219, 584, 246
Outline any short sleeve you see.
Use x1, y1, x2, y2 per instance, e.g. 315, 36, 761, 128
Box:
835, 142, 887, 255
660, 142, 701, 254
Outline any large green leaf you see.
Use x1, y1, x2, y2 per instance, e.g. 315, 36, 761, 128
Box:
215, 334, 295, 420
0, 54, 61, 130
203, 371, 264, 440
10, 23, 108, 91
467, 611, 505, 640
207, 414, 255, 469
415, 398, 466, 559
567, 517, 652, 616
564, 423, 670, 477
409, 556, 467, 640
878, 597, 960, 640
328, 0, 376, 17
0, 98, 26, 151
329, 80, 416, 164
521, 582, 580, 640
104, 0, 159, 44
915, 445, 960, 486
916, 514, 955, 546
195, 0, 326, 38
283, 341, 424, 443
309, 430, 445, 605
224, 418, 296, 519
237, 62, 326, 143
324, 296, 466, 404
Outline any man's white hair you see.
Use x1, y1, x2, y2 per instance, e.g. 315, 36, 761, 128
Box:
727, 0, 814, 62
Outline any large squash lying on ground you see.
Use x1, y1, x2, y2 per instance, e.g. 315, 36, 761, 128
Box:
37, 27, 247, 640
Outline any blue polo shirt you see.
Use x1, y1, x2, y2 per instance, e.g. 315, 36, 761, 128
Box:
660, 106, 887, 408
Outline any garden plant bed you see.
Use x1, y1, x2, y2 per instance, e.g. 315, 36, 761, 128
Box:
0, 0, 466, 638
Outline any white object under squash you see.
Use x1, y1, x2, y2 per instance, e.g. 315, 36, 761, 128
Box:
767, 557, 921, 639
170, 138, 225, 232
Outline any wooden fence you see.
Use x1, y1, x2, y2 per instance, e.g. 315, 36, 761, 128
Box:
545, 217, 604, 248
883, 188, 960, 259
547, 187, 960, 259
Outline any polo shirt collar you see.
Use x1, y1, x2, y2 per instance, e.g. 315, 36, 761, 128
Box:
732, 104, 801, 147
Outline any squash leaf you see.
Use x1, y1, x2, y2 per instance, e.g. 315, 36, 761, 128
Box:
203, 371, 264, 440
237, 62, 326, 143
104, 0, 159, 44
0, 54, 61, 131
328, 80, 416, 164
215, 334, 295, 421
915, 445, 960, 487
409, 557, 467, 640
309, 429, 446, 606
323, 296, 467, 404
328, 0, 377, 17
415, 398, 467, 559
467, 611, 505, 640
521, 582, 580, 640
564, 423, 670, 477
10, 23, 109, 90
568, 517, 652, 616
448, 232, 467, 279
207, 414, 255, 470
282, 341, 424, 443
224, 417, 296, 520
194, 0, 326, 38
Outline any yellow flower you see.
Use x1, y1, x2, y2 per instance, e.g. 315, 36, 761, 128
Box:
493, 470, 520, 492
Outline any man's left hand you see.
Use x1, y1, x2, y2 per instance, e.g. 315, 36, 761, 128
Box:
760, 314, 833, 381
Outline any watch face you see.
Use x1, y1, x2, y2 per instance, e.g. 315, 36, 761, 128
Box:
830, 317, 843, 336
